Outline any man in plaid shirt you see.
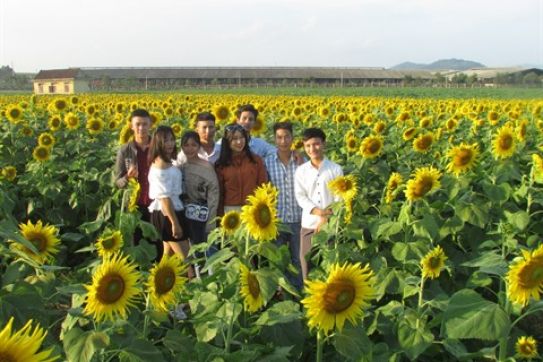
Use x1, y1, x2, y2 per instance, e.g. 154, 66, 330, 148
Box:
265, 122, 303, 291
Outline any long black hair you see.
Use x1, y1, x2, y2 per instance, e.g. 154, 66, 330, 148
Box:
215, 124, 256, 167
148, 126, 177, 164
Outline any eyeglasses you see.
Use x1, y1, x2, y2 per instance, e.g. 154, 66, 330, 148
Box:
225, 124, 245, 133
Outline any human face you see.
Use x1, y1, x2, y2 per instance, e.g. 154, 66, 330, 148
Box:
182, 138, 200, 160
275, 128, 293, 153
303, 137, 325, 162
131, 116, 151, 142
164, 133, 176, 157
237, 111, 255, 132
196, 120, 216, 145
229, 131, 246, 154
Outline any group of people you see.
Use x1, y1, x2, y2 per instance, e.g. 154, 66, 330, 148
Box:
114, 104, 342, 289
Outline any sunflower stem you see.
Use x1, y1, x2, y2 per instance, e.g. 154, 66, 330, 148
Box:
244, 231, 250, 260
142, 293, 151, 338
316, 330, 324, 362
416, 276, 425, 329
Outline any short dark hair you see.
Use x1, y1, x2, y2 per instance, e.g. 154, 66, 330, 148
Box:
273, 122, 293, 135
130, 108, 151, 120
236, 104, 259, 119
195, 112, 216, 124
302, 128, 326, 142
181, 130, 201, 146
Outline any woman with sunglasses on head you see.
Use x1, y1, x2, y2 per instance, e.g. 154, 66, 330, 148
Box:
148, 126, 194, 278
215, 124, 268, 215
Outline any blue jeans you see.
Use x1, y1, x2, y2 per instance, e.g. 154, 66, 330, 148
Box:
275, 222, 303, 291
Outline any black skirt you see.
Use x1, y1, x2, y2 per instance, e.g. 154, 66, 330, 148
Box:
150, 210, 188, 242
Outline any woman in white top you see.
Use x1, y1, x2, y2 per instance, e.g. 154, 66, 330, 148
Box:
148, 126, 192, 276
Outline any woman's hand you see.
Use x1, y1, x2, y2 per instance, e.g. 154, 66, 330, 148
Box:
172, 223, 183, 239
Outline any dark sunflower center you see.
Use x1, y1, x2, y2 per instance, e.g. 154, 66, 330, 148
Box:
155, 267, 176, 295
36, 148, 48, 158
101, 237, 115, 250
91, 122, 101, 131
520, 343, 535, 355
0, 352, 15, 362
254, 204, 271, 228
367, 140, 381, 154
338, 180, 352, 192
225, 215, 239, 229
454, 149, 473, 167
218, 108, 228, 119
518, 259, 543, 289
247, 273, 260, 298
10, 109, 20, 118
498, 134, 513, 149
417, 136, 432, 149
97, 273, 125, 304
429, 256, 441, 269
348, 139, 357, 149
413, 176, 434, 197
28, 233, 47, 252
323, 279, 356, 313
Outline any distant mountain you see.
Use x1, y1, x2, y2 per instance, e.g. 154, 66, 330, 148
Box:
391, 59, 486, 71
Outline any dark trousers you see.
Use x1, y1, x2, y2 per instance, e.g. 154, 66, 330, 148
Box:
136, 205, 163, 261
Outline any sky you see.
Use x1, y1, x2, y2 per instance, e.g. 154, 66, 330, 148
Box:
1, 0, 542, 72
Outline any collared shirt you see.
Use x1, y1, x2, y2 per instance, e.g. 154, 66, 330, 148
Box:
265, 152, 302, 223
175, 143, 221, 166
294, 158, 343, 229
249, 137, 276, 159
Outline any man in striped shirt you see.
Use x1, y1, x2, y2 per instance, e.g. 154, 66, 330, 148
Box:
265, 122, 303, 290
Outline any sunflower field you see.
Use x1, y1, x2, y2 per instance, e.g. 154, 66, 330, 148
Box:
1, 93, 543, 361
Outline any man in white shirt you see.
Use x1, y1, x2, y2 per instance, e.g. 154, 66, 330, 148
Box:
294, 128, 343, 280
176, 112, 221, 165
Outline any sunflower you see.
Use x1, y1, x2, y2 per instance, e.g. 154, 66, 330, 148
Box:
413, 132, 434, 153
86, 117, 104, 135
240, 264, 265, 312
445, 118, 458, 132
329, 175, 358, 201
213, 105, 230, 121
532, 154, 543, 184
515, 336, 538, 359
319, 106, 330, 117
402, 127, 417, 141
373, 121, 386, 134
119, 123, 134, 145
517, 119, 528, 142
20, 125, 34, 137
2, 166, 17, 182
301, 262, 375, 334
420, 245, 447, 279
171, 123, 183, 137
446, 143, 480, 176
385, 172, 403, 203
405, 166, 442, 201
85, 104, 97, 117
241, 183, 279, 242
64, 112, 80, 130
96, 230, 124, 258
50, 98, 67, 112
127, 178, 140, 212
487, 110, 499, 124
345, 136, 359, 153
147, 255, 187, 312
5, 104, 24, 123
38, 132, 55, 147
359, 135, 383, 159
47, 115, 62, 131
0, 317, 58, 362
32, 146, 51, 162
291, 138, 304, 150
11, 220, 60, 264
492, 125, 516, 159
507, 245, 543, 306
329, 175, 358, 223
84, 253, 142, 322
221, 210, 242, 235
